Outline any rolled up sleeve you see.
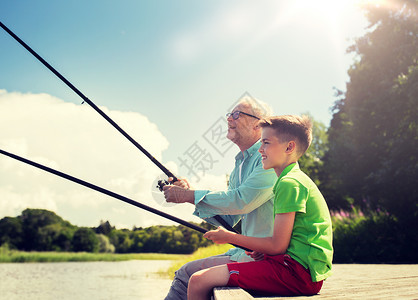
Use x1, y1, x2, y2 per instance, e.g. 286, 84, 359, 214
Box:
193, 162, 276, 219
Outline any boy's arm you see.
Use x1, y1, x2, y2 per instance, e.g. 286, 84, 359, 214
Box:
204, 212, 295, 256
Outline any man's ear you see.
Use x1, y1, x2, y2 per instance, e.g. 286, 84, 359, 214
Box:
286, 141, 296, 153
253, 121, 262, 131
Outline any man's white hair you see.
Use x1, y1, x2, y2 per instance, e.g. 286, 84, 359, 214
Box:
238, 95, 273, 119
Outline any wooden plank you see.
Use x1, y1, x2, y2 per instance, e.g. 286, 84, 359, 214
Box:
212, 264, 418, 299
213, 287, 254, 300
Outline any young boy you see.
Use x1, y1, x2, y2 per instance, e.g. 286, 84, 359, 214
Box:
187, 115, 333, 300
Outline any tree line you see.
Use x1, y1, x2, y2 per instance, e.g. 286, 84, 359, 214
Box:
302, 0, 417, 262
302, 0, 417, 223
0, 208, 214, 254
319, 0, 417, 225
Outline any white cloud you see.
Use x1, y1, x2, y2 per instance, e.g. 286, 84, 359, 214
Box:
0, 89, 209, 228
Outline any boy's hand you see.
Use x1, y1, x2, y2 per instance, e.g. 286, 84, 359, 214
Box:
246, 251, 265, 261
203, 226, 234, 244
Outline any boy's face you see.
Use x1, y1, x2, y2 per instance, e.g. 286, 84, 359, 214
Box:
259, 127, 289, 170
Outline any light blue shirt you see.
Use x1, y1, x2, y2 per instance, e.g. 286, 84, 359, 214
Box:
194, 141, 277, 262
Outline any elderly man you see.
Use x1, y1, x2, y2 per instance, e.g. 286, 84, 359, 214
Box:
163, 97, 277, 300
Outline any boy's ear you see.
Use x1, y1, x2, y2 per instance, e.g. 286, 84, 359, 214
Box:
286, 141, 296, 153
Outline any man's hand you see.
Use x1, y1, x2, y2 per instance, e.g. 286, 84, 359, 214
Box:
168, 177, 191, 190
163, 184, 195, 204
203, 226, 235, 244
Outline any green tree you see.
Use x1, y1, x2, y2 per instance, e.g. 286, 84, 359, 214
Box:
20, 208, 69, 251
97, 234, 115, 253
37, 224, 63, 251
54, 226, 75, 252
298, 114, 328, 186
72, 227, 99, 252
323, 0, 418, 219
109, 229, 133, 253
0, 217, 23, 249
130, 229, 150, 252
95, 220, 114, 235
142, 226, 165, 252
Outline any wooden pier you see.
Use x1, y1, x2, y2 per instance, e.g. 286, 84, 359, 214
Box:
213, 264, 418, 299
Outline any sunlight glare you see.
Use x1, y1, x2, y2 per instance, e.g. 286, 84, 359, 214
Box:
288, 0, 360, 23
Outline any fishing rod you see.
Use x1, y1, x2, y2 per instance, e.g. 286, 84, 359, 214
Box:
0, 21, 175, 186
0, 21, 237, 233
0, 149, 251, 252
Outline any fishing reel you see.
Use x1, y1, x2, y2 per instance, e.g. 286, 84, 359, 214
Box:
156, 179, 170, 192
151, 174, 175, 207
157, 175, 178, 191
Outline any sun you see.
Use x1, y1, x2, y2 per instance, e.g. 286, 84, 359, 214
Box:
289, 0, 387, 20
284, 0, 363, 24
270, 0, 376, 45
297, 0, 353, 16
268, 0, 371, 34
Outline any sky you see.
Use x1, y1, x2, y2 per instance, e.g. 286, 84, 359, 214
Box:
0, 0, 368, 229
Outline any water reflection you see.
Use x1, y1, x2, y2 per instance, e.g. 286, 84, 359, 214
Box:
0, 260, 173, 300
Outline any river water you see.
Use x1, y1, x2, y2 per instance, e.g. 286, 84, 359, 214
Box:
0, 260, 174, 300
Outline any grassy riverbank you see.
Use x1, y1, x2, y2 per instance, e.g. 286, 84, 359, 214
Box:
159, 244, 234, 279
0, 246, 186, 263
0, 243, 234, 281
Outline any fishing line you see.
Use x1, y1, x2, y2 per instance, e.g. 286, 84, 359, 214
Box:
0, 21, 238, 234
0, 149, 251, 251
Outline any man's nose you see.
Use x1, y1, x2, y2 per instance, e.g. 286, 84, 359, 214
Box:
227, 117, 235, 126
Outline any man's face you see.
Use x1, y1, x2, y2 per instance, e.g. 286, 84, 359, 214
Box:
226, 104, 259, 146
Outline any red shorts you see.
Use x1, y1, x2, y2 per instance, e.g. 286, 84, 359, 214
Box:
226, 254, 323, 296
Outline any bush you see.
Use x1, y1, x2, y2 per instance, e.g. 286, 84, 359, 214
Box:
332, 208, 417, 263
97, 234, 115, 253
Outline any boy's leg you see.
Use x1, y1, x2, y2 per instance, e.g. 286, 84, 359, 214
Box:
164, 254, 233, 300
188, 264, 230, 300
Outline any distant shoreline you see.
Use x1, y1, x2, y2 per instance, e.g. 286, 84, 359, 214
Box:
1, 244, 233, 280
0, 250, 188, 263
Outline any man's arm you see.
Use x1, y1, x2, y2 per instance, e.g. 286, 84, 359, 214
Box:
193, 163, 277, 218
163, 162, 276, 216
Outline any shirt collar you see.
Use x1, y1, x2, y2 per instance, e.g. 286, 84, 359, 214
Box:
235, 140, 261, 161
273, 162, 299, 193
278, 162, 299, 181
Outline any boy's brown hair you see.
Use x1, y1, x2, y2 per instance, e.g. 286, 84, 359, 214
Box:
259, 115, 313, 158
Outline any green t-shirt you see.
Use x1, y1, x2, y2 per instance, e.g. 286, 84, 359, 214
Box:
273, 162, 333, 282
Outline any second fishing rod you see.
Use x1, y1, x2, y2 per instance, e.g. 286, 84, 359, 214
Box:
0, 148, 251, 252
0, 21, 237, 234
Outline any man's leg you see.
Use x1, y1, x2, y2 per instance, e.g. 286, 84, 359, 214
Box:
165, 254, 234, 300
